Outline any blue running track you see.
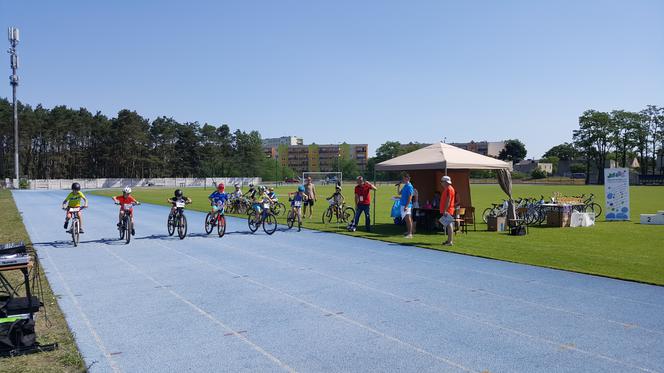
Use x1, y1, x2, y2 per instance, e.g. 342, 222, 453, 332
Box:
11, 190, 664, 372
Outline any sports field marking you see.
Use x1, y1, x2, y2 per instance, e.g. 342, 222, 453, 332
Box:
260, 237, 664, 337
99, 245, 297, 373
199, 236, 659, 373
151, 239, 480, 373
26, 221, 123, 373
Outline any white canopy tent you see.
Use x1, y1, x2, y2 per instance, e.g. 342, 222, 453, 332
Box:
375, 142, 512, 172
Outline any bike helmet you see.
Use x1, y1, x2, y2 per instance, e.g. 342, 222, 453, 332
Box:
249, 183, 254, 188
298, 185, 305, 192
258, 185, 266, 192
174, 189, 183, 198
123, 186, 132, 194
217, 183, 225, 192
234, 183, 240, 188
72, 182, 81, 191
268, 187, 274, 192
335, 185, 342, 191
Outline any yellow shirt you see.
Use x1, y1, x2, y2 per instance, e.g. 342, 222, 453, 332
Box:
65, 191, 87, 207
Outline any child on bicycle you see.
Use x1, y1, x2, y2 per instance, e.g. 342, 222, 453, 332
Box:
267, 187, 277, 201
62, 182, 88, 233
290, 185, 308, 231
326, 185, 345, 215
167, 189, 192, 217
231, 183, 243, 199
244, 183, 258, 202
112, 186, 140, 236
208, 183, 229, 214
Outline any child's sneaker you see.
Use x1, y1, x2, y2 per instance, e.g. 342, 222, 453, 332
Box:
64, 220, 69, 229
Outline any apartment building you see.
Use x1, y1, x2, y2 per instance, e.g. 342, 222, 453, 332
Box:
263, 139, 368, 174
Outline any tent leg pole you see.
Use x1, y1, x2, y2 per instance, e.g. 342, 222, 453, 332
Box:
372, 168, 376, 232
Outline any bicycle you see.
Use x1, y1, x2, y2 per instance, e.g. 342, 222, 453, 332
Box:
287, 198, 303, 230
204, 202, 227, 237
482, 201, 508, 223
582, 193, 602, 219
117, 202, 137, 244
322, 200, 355, 225
247, 202, 278, 235
167, 200, 189, 239
63, 206, 85, 246
270, 200, 287, 216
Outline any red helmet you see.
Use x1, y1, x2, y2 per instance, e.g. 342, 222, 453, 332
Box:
217, 183, 225, 192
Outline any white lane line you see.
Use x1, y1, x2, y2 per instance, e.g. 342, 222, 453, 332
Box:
24, 220, 123, 373
328, 233, 664, 309
152, 240, 479, 373
264, 237, 664, 336
217, 241, 660, 373
99, 244, 297, 373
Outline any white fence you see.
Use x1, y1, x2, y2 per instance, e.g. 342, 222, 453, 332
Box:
10, 177, 261, 190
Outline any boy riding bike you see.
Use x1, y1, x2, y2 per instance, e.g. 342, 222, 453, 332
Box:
167, 189, 192, 217
231, 183, 243, 199
112, 187, 140, 236
244, 183, 258, 202
62, 182, 88, 233
209, 183, 229, 214
251, 186, 275, 226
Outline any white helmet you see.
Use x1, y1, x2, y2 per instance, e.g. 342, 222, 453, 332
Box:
234, 183, 240, 188
123, 186, 132, 194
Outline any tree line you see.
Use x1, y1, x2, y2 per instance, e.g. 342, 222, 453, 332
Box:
543, 105, 664, 184
0, 99, 296, 180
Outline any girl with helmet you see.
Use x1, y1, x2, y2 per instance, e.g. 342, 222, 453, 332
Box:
62, 182, 88, 233
112, 186, 141, 236
289, 185, 308, 231
326, 184, 345, 216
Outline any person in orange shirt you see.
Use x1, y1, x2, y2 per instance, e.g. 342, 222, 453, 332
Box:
112, 187, 140, 236
439, 175, 456, 246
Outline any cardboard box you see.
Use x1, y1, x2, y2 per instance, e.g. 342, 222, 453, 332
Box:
547, 210, 571, 227
487, 216, 506, 232
640, 214, 664, 225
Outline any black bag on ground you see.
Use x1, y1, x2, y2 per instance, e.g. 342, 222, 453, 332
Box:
509, 225, 527, 236
0, 318, 36, 354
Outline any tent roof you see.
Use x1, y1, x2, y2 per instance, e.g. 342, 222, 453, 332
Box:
375, 142, 512, 171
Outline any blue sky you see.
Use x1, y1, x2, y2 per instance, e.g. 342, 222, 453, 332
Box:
2, 0, 663, 157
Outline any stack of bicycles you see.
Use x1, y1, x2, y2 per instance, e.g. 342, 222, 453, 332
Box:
482, 193, 602, 227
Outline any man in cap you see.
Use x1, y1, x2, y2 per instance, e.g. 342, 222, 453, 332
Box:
439, 175, 456, 246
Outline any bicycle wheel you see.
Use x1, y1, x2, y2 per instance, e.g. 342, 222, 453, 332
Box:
204, 212, 214, 235
342, 207, 355, 223
125, 218, 132, 244
119, 219, 125, 240
276, 202, 286, 216
217, 215, 226, 237
287, 210, 295, 229
72, 220, 79, 247
177, 214, 187, 239
248, 212, 259, 233
167, 215, 175, 236
322, 207, 333, 224
263, 213, 278, 235
586, 203, 602, 219
482, 208, 493, 223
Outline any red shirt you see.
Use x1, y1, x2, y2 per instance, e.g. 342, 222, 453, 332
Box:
440, 186, 455, 215
355, 183, 372, 205
116, 195, 137, 208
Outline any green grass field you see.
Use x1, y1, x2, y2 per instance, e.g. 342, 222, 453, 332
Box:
0, 190, 85, 373
92, 184, 664, 285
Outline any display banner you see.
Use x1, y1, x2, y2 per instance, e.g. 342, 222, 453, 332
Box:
604, 168, 630, 221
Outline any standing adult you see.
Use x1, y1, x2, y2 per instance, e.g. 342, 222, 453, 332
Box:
399, 173, 414, 239
350, 176, 377, 232
439, 175, 456, 246
303, 176, 317, 219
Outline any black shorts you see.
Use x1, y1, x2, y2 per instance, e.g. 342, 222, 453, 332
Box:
305, 199, 314, 207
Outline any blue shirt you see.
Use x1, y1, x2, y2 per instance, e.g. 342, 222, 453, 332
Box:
399, 182, 414, 208
209, 191, 228, 205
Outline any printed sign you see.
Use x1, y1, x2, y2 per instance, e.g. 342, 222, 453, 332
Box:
604, 168, 630, 221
